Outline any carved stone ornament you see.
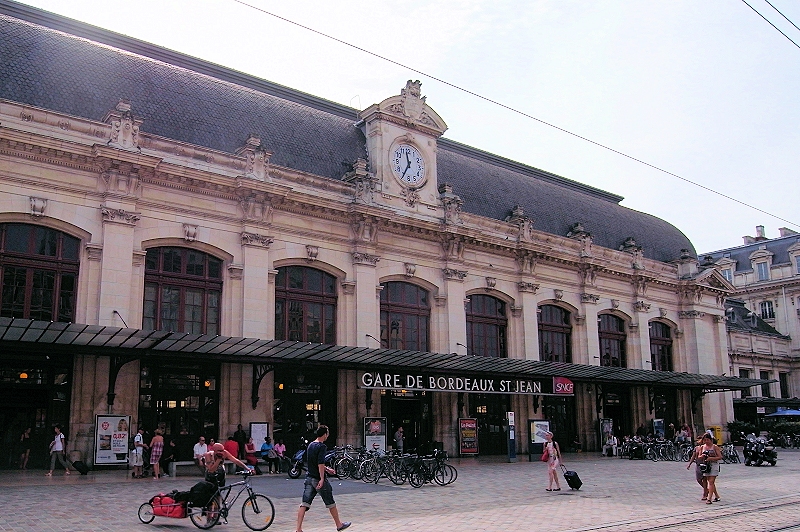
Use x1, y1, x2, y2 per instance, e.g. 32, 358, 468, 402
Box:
567, 222, 593, 258
574, 314, 586, 324
554, 289, 564, 301
343, 159, 378, 204
678, 310, 706, 319
434, 294, 448, 307
679, 286, 703, 303
441, 234, 465, 261
505, 205, 534, 242
399, 80, 426, 121
85, 243, 103, 261
352, 252, 380, 266
228, 264, 244, 280
237, 191, 273, 224
132, 250, 147, 267
341, 280, 356, 295
351, 215, 378, 244
674, 328, 684, 338
234, 134, 272, 182
443, 268, 468, 281
401, 186, 421, 207
98, 158, 142, 198
102, 99, 143, 151
659, 308, 668, 318
439, 183, 463, 225
183, 224, 198, 242
632, 276, 648, 297
579, 264, 599, 287
101, 206, 140, 226
268, 269, 279, 284
518, 281, 540, 294
581, 293, 600, 304
241, 232, 274, 248
404, 263, 416, 278
306, 245, 319, 262
29, 197, 47, 217
712, 314, 725, 323
485, 277, 497, 291
515, 250, 537, 274
610, 299, 620, 309
628, 322, 639, 330
510, 304, 523, 317
634, 300, 651, 312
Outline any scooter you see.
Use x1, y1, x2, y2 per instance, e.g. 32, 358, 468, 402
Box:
743, 433, 777, 466
287, 437, 339, 478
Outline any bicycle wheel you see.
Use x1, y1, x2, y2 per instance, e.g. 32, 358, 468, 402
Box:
138, 502, 155, 524
386, 460, 406, 485
334, 458, 352, 480
241, 493, 275, 531
433, 464, 457, 486
189, 496, 222, 529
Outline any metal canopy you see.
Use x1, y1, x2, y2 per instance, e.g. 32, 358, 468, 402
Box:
0, 318, 769, 391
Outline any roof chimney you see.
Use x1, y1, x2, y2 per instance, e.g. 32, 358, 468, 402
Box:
755, 225, 766, 241
778, 227, 798, 238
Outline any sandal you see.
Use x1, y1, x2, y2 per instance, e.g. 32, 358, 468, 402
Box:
713, 498, 720, 502
545, 489, 552, 491
706, 500, 712, 505
554, 488, 561, 491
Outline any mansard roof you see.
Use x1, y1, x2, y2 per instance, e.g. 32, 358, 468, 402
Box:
702, 235, 800, 273
0, 2, 695, 263
724, 299, 790, 339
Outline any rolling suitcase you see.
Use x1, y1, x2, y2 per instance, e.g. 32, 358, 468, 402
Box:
561, 464, 582, 490
72, 460, 90, 475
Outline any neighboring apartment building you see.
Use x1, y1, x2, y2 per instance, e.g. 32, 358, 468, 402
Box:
702, 227, 800, 421
0, 2, 761, 465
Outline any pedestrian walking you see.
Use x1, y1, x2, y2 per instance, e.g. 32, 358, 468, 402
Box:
149, 429, 164, 479
18, 427, 31, 470
46, 424, 71, 476
394, 426, 404, 454
543, 431, 562, 491
698, 433, 722, 504
295, 425, 351, 532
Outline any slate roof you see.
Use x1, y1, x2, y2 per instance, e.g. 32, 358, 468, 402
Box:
702, 234, 800, 273
0, 2, 695, 263
724, 299, 790, 339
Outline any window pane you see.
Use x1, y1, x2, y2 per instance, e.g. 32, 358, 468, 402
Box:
143, 283, 157, 330
184, 288, 203, 334
305, 303, 322, 343
287, 300, 303, 341
306, 269, 322, 293
186, 251, 204, 277
62, 235, 79, 261
288, 267, 303, 289
29, 270, 55, 321
34, 227, 57, 256
206, 291, 219, 336
160, 286, 180, 332
163, 248, 182, 274
5, 224, 30, 253
274, 299, 285, 340
57, 273, 75, 322
324, 304, 335, 344
1, 266, 27, 318
208, 257, 222, 279
145, 248, 159, 271
324, 273, 336, 294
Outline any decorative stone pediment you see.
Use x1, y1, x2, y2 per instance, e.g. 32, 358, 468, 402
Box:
748, 245, 773, 262
234, 134, 272, 182
359, 81, 448, 136
102, 99, 143, 151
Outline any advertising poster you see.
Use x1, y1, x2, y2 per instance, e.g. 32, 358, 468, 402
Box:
95, 414, 130, 464
459, 418, 478, 455
364, 417, 386, 452
530, 420, 550, 444
653, 418, 665, 439
250, 422, 269, 447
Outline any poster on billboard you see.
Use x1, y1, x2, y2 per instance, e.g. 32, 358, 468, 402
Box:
459, 418, 478, 455
94, 414, 130, 464
250, 422, 269, 448
530, 420, 550, 444
364, 417, 386, 452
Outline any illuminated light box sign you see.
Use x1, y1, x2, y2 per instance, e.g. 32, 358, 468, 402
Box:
359, 372, 573, 396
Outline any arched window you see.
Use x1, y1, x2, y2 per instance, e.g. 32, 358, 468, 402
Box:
380, 281, 429, 351
538, 305, 572, 363
649, 322, 673, 372
598, 314, 626, 367
466, 294, 507, 357
0, 223, 80, 322
143, 247, 223, 334
274, 266, 337, 343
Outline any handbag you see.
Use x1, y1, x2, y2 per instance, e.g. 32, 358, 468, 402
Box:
540, 447, 549, 462
267, 449, 278, 459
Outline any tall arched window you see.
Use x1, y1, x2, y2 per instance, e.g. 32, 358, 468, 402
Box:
649, 321, 673, 371
466, 294, 507, 357
0, 223, 80, 322
538, 305, 572, 363
380, 281, 429, 351
143, 247, 222, 334
274, 266, 337, 343
598, 314, 626, 367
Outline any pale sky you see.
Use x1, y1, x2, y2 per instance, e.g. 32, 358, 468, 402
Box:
14, 0, 800, 256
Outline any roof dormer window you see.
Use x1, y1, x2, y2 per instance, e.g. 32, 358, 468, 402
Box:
721, 268, 732, 282
756, 262, 769, 281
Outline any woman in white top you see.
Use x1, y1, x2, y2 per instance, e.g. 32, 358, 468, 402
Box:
46, 424, 71, 476
544, 431, 562, 491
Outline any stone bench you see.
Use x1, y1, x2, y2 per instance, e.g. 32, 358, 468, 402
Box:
169, 460, 199, 477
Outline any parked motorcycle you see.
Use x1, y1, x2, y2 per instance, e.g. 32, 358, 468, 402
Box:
743, 433, 777, 466
287, 437, 337, 478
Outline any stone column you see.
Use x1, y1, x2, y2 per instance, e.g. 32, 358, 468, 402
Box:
581, 294, 600, 366
97, 205, 138, 326
240, 231, 273, 338
518, 282, 540, 360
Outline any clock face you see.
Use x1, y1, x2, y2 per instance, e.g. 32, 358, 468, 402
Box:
391, 144, 426, 185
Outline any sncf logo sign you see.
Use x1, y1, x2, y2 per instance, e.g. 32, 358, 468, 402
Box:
553, 377, 574, 394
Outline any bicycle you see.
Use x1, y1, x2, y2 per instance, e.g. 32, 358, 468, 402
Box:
188, 470, 275, 530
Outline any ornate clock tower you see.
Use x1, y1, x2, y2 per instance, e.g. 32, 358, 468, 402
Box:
357, 81, 448, 215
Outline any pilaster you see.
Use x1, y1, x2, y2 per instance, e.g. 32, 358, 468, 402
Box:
97, 204, 138, 326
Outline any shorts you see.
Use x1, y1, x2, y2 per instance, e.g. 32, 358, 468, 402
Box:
702, 462, 720, 477
301, 476, 335, 508
130, 451, 143, 467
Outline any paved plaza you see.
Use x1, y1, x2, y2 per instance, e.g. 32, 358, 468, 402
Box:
3, 449, 800, 532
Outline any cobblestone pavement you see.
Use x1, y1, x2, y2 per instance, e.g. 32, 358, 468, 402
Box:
3, 449, 800, 532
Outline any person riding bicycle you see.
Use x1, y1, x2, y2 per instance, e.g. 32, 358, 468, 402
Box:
202, 442, 251, 487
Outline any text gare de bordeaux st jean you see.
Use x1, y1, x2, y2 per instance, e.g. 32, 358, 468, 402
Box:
359, 372, 575, 395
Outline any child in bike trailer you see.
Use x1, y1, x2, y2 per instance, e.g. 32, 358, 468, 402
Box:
202, 442, 252, 486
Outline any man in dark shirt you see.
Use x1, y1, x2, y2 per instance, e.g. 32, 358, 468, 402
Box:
233, 424, 248, 460
295, 425, 351, 532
